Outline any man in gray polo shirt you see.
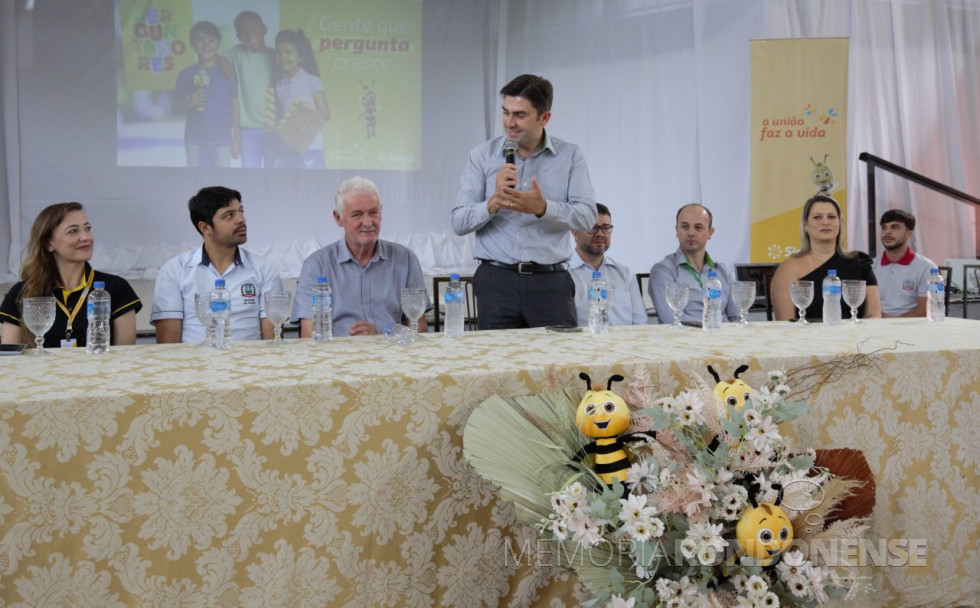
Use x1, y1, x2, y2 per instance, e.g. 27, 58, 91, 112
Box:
291, 177, 428, 336
649, 203, 740, 325
872, 209, 936, 317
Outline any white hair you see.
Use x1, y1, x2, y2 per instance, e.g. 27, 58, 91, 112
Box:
335, 176, 381, 212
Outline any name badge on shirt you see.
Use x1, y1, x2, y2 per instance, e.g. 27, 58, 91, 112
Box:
241, 282, 258, 305
60, 338, 77, 348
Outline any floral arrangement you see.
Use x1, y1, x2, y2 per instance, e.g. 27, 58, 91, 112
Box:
462, 367, 875, 608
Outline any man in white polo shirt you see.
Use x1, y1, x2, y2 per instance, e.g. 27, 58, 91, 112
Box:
872, 209, 937, 318
151, 186, 282, 342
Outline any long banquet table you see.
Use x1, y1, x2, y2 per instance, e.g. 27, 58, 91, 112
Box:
1, 319, 978, 607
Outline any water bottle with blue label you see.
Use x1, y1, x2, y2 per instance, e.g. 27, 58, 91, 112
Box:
312, 276, 333, 343
702, 270, 723, 332
926, 267, 945, 322
822, 269, 842, 326
209, 278, 231, 349
85, 281, 111, 354
444, 274, 465, 338
588, 271, 610, 334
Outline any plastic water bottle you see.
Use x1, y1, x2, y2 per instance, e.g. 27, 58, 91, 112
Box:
926, 268, 945, 322
702, 270, 723, 332
312, 276, 333, 343
383, 322, 415, 346
822, 269, 842, 326
85, 281, 111, 354
210, 279, 231, 350
444, 273, 465, 338
587, 271, 610, 334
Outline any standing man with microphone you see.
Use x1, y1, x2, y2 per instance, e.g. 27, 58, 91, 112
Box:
452, 74, 597, 329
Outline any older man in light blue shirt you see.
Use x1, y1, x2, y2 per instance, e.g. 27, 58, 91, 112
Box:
291, 177, 428, 337
452, 74, 596, 329
570, 203, 648, 326
649, 203, 740, 325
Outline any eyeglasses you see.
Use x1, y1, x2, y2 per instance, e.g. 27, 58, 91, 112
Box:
586, 224, 614, 234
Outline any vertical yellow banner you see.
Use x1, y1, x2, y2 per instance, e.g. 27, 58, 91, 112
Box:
119, 0, 196, 91
750, 39, 849, 262
279, 0, 422, 171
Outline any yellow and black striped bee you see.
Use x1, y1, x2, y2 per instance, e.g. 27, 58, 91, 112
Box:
708, 364, 752, 414
574, 373, 656, 487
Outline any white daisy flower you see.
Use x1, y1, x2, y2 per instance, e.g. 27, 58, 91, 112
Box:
551, 518, 569, 540
746, 416, 781, 451
787, 576, 811, 598
568, 509, 606, 547
680, 538, 698, 559
746, 574, 768, 596
607, 595, 636, 608
619, 493, 658, 524
758, 591, 780, 607
625, 459, 659, 492
731, 573, 749, 592
766, 370, 786, 383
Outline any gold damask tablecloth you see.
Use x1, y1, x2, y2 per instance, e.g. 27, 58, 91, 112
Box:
1, 319, 978, 607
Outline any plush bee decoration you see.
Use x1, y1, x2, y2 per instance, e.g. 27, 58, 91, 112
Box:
735, 482, 794, 566
574, 373, 656, 486
708, 364, 753, 413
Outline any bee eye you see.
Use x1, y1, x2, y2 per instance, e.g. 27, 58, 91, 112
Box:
603, 401, 617, 413
743, 391, 751, 401
585, 403, 597, 416
726, 395, 739, 407
758, 530, 774, 543
779, 527, 790, 542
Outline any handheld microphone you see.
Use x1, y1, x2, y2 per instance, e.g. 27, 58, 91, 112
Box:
503, 139, 517, 165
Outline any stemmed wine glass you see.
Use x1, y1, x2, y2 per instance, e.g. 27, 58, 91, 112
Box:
732, 281, 757, 327
264, 290, 292, 344
664, 283, 690, 329
789, 280, 814, 325
23, 297, 56, 356
400, 288, 428, 342
194, 293, 216, 348
842, 280, 866, 324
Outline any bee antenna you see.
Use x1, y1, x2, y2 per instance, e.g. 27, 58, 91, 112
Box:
606, 374, 624, 390
773, 483, 784, 506
579, 372, 592, 391
733, 364, 749, 379
707, 365, 720, 383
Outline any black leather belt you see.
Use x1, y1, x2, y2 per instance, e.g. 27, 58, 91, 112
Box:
480, 260, 569, 275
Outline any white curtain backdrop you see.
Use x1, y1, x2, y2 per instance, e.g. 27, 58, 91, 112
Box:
2, 0, 978, 284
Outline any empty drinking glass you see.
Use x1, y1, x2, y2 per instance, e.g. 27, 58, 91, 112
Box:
842, 280, 866, 324
194, 292, 216, 348
23, 296, 56, 356
400, 288, 428, 341
665, 283, 690, 329
789, 280, 814, 325
732, 281, 757, 327
264, 290, 292, 344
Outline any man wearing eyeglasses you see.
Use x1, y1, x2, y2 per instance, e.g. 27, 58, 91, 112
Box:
570, 203, 648, 326
649, 203, 740, 325
452, 74, 596, 329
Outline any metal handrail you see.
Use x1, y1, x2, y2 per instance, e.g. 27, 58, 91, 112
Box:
858, 152, 980, 258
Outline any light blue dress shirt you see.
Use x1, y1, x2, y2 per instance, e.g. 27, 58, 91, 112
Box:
570, 252, 648, 326
290, 239, 428, 337
649, 248, 740, 325
452, 133, 597, 264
